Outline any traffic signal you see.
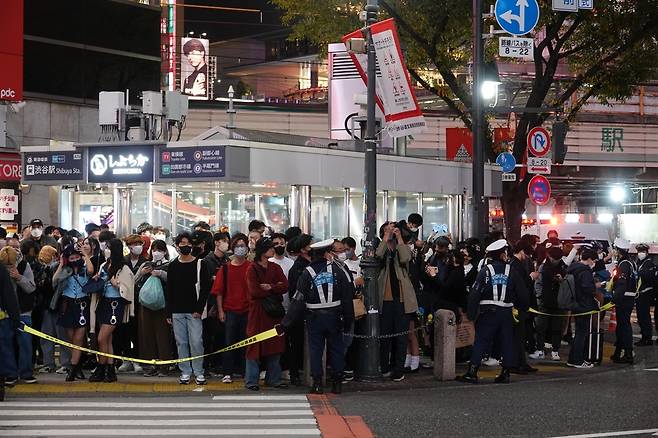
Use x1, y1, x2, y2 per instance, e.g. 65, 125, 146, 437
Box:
552, 121, 568, 164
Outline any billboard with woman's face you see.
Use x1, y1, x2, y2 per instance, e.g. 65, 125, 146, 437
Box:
181, 37, 209, 100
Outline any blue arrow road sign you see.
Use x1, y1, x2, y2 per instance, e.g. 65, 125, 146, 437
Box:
495, 0, 540, 36
496, 152, 517, 173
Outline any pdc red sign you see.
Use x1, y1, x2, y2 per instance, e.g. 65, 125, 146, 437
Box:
0, 0, 24, 102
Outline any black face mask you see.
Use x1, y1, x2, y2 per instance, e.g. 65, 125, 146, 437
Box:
274, 246, 285, 256
192, 246, 202, 257
70, 259, 85, 269
179, 246, 192, 256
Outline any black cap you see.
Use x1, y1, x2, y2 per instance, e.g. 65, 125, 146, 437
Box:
30, 219, 44, 227
85, 223, 100, 234
193, 221, 211, 231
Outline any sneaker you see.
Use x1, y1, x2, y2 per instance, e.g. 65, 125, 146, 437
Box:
157, 371, 168, 378
4, 378, 17, 386
529, 350, 544, 360
222, 375, 233, 384
22, 376, 38, 384
482, 358, 500, 367
143, 368, 158, 377
195, 375, 207, 385
179, 374, 191, 385
117, 362, 134, 373
38, 366, 54, 374
55, 366, 69, 375
544, 343, 552, 349
133, 363, 143, 373
259, 371, 266, 380
567, 361, 594, 369
391, 373, 405, 382
382, 371, 392, 378
551, 352, 561, 361
343, 370, 354, 381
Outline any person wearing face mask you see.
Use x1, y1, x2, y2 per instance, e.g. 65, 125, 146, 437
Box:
247, 230, 261, 262
0, 244, 37, 385
166, 232, 211, 385
610, 238, 637, 364
137, 222, 153, 258
114, 234, 144, 374
53, 244, 93, 381
35, 245, 71, 375
192, 230, 213, 260
564, 249, 600, 368
211, 234, 251, 384
136, 239, 172, 377
21, 219, 58, 256
153, 226, 178, 260
633, 243, 656, 347
285, 233, 314, 386
269, 233, 294, 281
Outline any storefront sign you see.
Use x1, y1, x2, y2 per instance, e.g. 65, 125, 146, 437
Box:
87, 146, 154, 183
158, 146, 225, 180
0, 0, 23, 102
0, 153, 21, 182
23, 151, 84, 183
0, 189, 18, 220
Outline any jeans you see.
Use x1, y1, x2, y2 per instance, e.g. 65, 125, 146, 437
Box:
172, 313, 204, 377
245, 354, 281, 387
379, 301, 410, 375
568, 315, 590, 365
0, 315, 34, 379
224, 311, 247, 376
40, 310, 71, 369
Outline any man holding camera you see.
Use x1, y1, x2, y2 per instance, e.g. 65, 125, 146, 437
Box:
375, 222, 418, 382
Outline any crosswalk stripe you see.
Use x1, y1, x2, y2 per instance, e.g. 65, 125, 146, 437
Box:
0, 402, 309, 409
0, 429, 322, 436
0, 419, 318, 426
0, 410, 314, 417
212, 395, 309, 401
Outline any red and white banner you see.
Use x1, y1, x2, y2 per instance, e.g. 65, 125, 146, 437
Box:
0, 0, 23, 102
342, 19, 426, 138
446, 128, 473, 162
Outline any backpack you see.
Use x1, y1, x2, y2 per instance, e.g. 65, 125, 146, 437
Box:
557, 273, 577, 311
138, 275, 165, 311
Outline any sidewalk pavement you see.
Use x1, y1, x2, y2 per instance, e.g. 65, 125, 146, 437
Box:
7, 342, 622, 396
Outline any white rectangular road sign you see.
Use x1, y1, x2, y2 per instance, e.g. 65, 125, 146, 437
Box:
579, 0, 593, 9
552, 0, 578, 11
499, 37, 534, 60
527, 156, 552, 174
502, 173, 517, 182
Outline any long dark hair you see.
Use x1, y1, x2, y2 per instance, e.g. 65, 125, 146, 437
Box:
107, 238, 127, 279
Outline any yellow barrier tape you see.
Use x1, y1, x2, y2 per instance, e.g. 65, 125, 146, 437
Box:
21, 324, 281, 366
527, 302, 615, 317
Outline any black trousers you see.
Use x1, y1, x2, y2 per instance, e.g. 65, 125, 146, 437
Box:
379, 301, 410, 375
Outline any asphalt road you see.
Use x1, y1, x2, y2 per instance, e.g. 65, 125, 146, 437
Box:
333, 348, 658, 438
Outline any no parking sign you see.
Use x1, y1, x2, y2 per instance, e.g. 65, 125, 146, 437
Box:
527, 174, 551, 205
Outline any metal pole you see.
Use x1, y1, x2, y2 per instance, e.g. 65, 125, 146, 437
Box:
472, 0, 486, 239
357, 0, 381, 381
344, 187, 351, 237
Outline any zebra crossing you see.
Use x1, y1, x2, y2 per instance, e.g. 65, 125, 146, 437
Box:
0, 395, 321, 437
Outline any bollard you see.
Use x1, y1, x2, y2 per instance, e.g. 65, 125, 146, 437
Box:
433, 309, 457, 381
303, 324, 326, 387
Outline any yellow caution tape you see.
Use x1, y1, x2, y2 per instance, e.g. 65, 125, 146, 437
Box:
21, 324, 282, 366
527, 302, 615, 317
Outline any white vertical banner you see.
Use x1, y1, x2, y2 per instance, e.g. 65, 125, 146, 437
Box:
342, 19, 426, 138
0, 188, 18, 221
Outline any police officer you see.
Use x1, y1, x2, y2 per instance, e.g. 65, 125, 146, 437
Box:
611, 238, 637, 363
634, 243, 656, 347
283, 239, 354, 394
457, 239, 528, 384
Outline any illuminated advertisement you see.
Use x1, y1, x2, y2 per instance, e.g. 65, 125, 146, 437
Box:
0, 0, 23, 101
181, 37, 209, 100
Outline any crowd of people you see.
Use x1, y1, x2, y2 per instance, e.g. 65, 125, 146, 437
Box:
0, 214, 655, 395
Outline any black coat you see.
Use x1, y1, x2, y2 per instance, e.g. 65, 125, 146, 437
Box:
566, 262, 598, 312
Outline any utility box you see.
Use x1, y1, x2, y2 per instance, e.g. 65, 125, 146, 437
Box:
99, 91, 125, 125
165, 90, 182, 121
142, 91, 163, 115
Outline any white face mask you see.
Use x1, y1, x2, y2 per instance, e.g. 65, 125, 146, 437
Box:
31, 228, 43, 238
130, 245, 143, 256
104, 248, 111, 259
234, 246, 248, 257
638, 252, 647, 261
218, 242, 229, 253
409, 227, 418, 233
337, 252, 348, 262
152, 251, 165, 262
154, 234, 166, 242
598, 253, 604, 260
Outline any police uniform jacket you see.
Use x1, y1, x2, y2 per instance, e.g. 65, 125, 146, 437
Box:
468, 260, 529, 321
637, 257, 656, 296
612, 257, 637, 304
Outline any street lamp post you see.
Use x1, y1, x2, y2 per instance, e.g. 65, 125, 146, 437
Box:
357, 0, 382, 381
472, 0, 487, 239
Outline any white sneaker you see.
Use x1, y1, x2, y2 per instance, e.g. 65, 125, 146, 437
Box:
281, 370, 290, 381
529, 350, 544, 360
551, 351, 561, 361
55, 366, 69, 374
133, 363, 143, 373
482, 358, 500, 367
567, 361, 594, 369
117, 362, 134, 373
179, 374, 191, 385
222, 375, 233, 384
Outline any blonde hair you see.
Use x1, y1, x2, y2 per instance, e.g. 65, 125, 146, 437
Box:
0, 246, 18, 266
38, 245, 58, 265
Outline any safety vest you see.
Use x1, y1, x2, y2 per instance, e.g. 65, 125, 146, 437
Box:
304, 263, 342, 310
480, 264, 514, 308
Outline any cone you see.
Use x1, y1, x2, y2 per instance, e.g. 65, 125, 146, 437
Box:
608, 307, 617, 333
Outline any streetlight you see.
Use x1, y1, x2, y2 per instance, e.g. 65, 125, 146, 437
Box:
609, 186, 627, 203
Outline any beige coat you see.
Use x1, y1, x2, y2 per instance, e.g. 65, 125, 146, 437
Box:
375, 241, 418, 314
90, 263, 135, 333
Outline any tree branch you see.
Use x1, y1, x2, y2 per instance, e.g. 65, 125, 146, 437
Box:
564, 83, 603, 123
408, 67, 472, 129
